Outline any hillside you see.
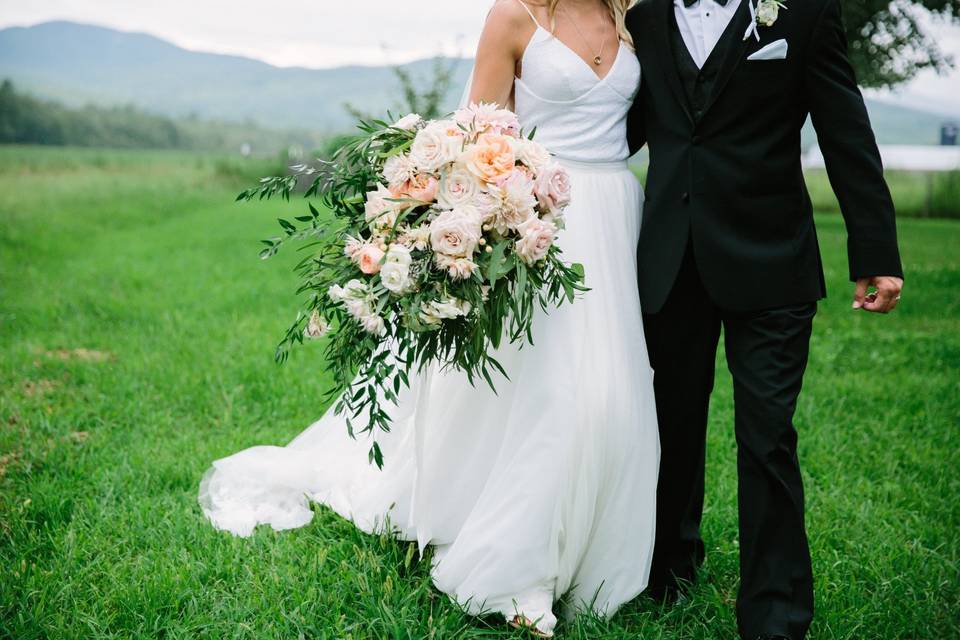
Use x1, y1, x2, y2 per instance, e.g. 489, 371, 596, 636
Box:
0, 21, 472, 132
0, 20, 955, 141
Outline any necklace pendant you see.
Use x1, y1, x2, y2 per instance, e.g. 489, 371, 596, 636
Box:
594, 55, 602, 66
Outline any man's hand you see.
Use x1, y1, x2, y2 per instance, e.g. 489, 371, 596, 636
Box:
853, 276, 903, 313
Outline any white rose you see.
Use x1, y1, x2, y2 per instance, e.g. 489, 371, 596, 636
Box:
515, 217, 557, 264
757, 0, 780, 27
437, 164, 483, 209
380, 261, 412, 294
385, 244, 412, 266
392, 113, 423, 130
383, 153, 417, 189
514, 138, 552, 170
328, 279, 367, 303
410, 123, 461, 173
419, 297, 472, 325
429, 208, 482, 258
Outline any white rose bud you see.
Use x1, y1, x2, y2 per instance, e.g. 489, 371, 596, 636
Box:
380, 261, 412, 294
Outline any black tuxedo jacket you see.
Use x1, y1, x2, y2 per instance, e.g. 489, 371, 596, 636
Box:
626, 0, 904, 313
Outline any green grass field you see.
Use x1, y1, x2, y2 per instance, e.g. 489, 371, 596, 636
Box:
1, 146, 958, 639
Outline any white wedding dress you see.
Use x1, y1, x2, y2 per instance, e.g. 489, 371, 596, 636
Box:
199, 4, 659, 635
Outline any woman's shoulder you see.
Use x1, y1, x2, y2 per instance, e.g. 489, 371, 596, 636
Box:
481, 1, 541, 53
487, 0, 540, 27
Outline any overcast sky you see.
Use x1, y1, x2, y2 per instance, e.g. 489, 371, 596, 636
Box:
1, 0, 958, 111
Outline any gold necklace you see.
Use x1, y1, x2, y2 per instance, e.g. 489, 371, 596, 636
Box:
561, 3, 609, 66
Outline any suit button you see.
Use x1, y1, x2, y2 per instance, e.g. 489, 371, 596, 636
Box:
681, 192, 690, 203
692, 135, 702, 145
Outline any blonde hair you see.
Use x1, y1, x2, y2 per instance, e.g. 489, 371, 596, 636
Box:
545, 0, 637, 48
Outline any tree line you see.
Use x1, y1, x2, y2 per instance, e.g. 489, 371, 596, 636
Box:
0, 80, 324, 154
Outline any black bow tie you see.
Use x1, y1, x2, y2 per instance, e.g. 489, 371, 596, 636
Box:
684, 0, 730, 7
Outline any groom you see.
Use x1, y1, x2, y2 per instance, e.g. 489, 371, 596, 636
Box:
626, 0, 903, 638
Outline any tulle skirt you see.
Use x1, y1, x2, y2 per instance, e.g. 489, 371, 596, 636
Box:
199, 160, 660, 635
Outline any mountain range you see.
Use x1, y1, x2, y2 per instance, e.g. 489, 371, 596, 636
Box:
0, 20, 956, 143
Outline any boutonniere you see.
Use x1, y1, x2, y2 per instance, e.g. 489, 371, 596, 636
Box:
744, 0, 786, 41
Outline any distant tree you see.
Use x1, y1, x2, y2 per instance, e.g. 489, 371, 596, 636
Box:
345, 56, 461, 122
847, 0, 959, 88
391, 56, 461, 119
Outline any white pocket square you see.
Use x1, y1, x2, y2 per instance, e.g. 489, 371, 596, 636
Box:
748, 39, 789, 61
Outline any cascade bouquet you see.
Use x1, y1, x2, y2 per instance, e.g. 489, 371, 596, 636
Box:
240, 103, 586, 466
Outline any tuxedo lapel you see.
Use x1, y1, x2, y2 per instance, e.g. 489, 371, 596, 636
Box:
652, 0, 694, 124
699, 0, 755, 117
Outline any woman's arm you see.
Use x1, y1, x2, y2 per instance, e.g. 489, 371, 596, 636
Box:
468, 1, 536, 107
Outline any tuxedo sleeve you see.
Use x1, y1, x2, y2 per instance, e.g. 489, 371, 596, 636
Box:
805, 0, 903, 281
625, 10, 647, 156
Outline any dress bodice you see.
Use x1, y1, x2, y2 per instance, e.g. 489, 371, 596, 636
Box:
514, 21, 641, 164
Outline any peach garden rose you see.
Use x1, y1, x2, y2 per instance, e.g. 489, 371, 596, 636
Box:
357, 244, 385, 274
464, 133, 516, 184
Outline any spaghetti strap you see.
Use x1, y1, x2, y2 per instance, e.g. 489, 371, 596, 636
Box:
513, 0, 543, 28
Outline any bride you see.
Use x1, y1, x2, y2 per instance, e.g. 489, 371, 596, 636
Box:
199, 0, 657, 635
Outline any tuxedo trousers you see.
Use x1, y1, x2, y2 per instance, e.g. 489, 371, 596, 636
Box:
642, 241, 816, 640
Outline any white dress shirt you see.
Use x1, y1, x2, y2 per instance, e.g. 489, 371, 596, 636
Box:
674, 0, 744, 69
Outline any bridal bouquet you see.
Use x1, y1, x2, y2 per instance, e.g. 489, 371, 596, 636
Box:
239, 103, 585, 466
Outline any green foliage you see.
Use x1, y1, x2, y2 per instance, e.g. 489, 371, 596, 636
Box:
845, 0, 960, 88
0, 146, 957, 638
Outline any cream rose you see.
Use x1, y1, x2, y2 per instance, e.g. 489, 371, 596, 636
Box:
515, 217, 557, 264
385, 244, 412, 266
514, 138, 552, 171
392, 113, 423, 130
429, 208, 482, 258
438, 164, 483, 209
534, 163, 572, 212
410, 123, 461, 173
464, 133, 516, 183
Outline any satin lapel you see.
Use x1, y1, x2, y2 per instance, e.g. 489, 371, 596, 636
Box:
653, 0, 694, 124
700, 0, 755, 117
